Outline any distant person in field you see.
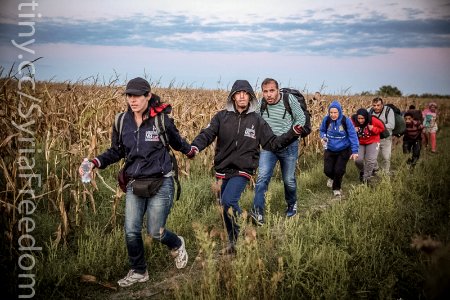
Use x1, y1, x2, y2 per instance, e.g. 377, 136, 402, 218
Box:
319, 100, 359, 198
352, 108, 385, 183
422, 102, 439, 153
249, 78, 306, 226
310, 91, 322, 103
403, 112, 424, 167
368, 97, 395, 175
189, 79, 302, 253
78, 77, 196, 287
313, 91, 322, 101
407, 104, 423, 123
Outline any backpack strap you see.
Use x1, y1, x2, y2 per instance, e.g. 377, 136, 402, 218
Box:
155, 113, 182, 201
342, 116, 347, 133
114, 111, 127, 154
154, 112, 169, 147
281, 92, 292, 119
384, 106, 391, 122
260, 98, 269, 117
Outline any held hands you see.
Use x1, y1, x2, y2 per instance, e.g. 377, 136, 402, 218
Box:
293, 125, 303, 135
186, 145, 199, 159
350, 154, 359, 161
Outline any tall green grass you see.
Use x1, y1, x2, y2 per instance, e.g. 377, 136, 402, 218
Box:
31, 131, 450, 299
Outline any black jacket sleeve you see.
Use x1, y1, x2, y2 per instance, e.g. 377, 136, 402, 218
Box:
164, 114, 191, 154
94, 122, 126, 169
191, 112, 221, 151
259, 118, 298, 151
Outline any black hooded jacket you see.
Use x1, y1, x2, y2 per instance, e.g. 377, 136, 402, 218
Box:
191, 80, 298, 178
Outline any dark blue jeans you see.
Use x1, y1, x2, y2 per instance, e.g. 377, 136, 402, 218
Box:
125, 177, 181, 273
220, 176, 249, 244
253, 140, 299, 214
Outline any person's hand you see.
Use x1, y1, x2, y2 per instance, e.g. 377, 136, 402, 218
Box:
350, 154, 359, 161
293, 125, 303, 135
186, 146, 199, 159
321, 137, 328, 147
368, 124, 373, 131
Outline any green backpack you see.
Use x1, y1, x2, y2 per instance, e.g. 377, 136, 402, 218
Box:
385, 104, 406, 137
370, 104, 406, 138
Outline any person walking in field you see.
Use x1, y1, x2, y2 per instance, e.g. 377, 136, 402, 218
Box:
352, 108, 385, 184
319, 100, 359, 197
422, 102, 439, 153
188, 79, 302, 253
78, 77, 197, 287
250, 78, 306, 225
403, 112, 424, 167
368, 97, 395, 175
406, 104, 423, 123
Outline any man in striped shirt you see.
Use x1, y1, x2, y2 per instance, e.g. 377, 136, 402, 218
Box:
251, 78, 306, 225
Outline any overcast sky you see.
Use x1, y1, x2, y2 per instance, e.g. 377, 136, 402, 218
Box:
1, 0, 449, 95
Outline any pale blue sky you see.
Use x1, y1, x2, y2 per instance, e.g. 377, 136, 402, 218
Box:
1, 0, 449, 94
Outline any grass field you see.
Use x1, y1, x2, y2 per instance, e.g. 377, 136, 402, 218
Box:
1, 78, 449, 299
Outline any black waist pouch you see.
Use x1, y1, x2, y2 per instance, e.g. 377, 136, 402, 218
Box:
131, 177, 164, 198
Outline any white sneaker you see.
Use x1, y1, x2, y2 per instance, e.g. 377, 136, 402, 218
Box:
333, 190, 341, 197
327, 179, 333, 188
172, 236, 188, 269
117, 269, 149, 287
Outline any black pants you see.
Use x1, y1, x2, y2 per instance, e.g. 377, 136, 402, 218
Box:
324, 147, 352, 190
403, 139, 421, 165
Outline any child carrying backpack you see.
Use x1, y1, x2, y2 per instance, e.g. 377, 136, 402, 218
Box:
319, 100, 359, 198
403, 112, 424, 167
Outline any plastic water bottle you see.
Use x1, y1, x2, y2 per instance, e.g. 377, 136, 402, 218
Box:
322, 137, 328, 150
81, 158, 92, 183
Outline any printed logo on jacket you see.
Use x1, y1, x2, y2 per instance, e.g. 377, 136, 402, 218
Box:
244, 125, 256, 139
145, 126, 160, 142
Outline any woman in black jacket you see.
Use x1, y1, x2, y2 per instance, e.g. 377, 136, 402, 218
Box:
79, 77, 197, 287
190, 80, 302, 253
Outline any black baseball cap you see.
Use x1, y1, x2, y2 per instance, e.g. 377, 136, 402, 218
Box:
124, 77, 151, 95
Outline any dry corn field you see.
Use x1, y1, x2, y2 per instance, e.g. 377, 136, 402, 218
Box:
1, 76, 449, 250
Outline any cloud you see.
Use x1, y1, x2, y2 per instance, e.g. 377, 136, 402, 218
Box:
1, 11, 449, 57
1, 0, 449, 94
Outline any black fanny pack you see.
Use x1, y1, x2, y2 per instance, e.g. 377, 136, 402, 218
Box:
131, 177, 164, 198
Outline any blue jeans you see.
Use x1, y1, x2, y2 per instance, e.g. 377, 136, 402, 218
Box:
125, 177, 181, 273
220, 176, 249, 244
253, 140, 299, 214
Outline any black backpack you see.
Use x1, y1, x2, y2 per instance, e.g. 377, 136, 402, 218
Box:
114, 111, 182, 200
260, 88, 312, 138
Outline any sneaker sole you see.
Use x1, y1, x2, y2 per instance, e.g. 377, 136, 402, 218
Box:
118, 276, 149, 287
176, 253, 188, 269
175, 236, 188, 269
